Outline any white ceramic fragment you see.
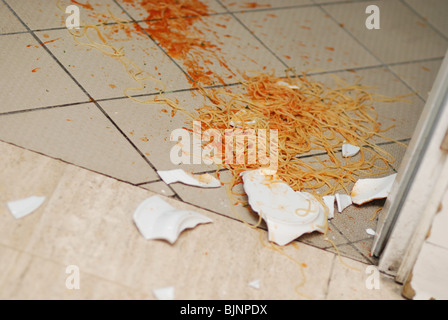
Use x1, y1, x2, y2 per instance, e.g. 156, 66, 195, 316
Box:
366, 228, 376, 236
335, 193, 352, 213
322, 195, 336, 220
248, 280, 260, 290
7, 196, 46, 220
153, 286, 175, 300
277, 81, 300, 90
158, 169, 221, 188
241, 169, 326, 246
133, 196, 213, 244
351, 174, 397, 205
342, 142, 360, 158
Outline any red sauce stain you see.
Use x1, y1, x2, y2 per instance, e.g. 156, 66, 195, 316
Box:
31, 68, 40, 73
42, 37, 61, 45
120, 0, 235, 86
241, 2, 271, 9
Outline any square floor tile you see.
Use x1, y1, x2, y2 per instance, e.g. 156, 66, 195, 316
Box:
324, 0, 448, 64
100, 89, 219, 174
34, 26, 192, 101
0, 103, 159, 184
404, 0, 448, 39
390, 59, 443, 100
0, 33, 87, 114
0, 1, 26, 34
235, 6, 381, 73
5, 0, 130, 31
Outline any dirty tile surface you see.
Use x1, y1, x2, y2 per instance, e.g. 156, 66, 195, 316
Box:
0, 0, 445, 300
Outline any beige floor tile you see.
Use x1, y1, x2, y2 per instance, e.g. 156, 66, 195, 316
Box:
101, 89, 219, 174
0, 142, 66, 251
0, 1, 26, 34
0, 103, 159, 184
326, 256, 404, 300
404, 0, 448, 38
0, 33, 87, 114
8, 152, 333, 299
0, 245, 151, 300
5, 0, 130, 31
324, 0, 448, 64
34, 27, 191, 101
220, 0, 312, 11
390, 59, 443, 101
236, 6, 380, 73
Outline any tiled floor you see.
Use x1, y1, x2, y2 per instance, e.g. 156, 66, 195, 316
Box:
0, 0, 447, 299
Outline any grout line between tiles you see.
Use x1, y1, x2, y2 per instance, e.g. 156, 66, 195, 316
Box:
399, 0, 448, 42
0, 55, 442, 118
1, 0, 175, 191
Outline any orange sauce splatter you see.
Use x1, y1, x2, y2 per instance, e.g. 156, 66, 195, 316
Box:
325, 46, 335, 51
241, 2, 271, 9
42, 37, 61, 45
31, 68, 40, 73
120, 0, 235, 86
71, 0, 93, 10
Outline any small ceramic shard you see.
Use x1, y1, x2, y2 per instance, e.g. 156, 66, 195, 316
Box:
7, 196, 46, 220
248, 280, 260, 290
241, 169, 326, 246
153, 286, 175, 300
342, 142, 360, 158
322, 195, 336, 220
133, 196, 213, 244
277, 81, 300, 90
351, 174, 397, 205
157, 169, 221, 188
366, 228, 376, 236
335, 193, 352, 213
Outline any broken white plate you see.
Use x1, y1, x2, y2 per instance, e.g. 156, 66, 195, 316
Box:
153, 286, 175, 300
133, 196, 213, 244
7, 196, 46, 220
158, 169, 221, 188
335, 193, 352, 213
241, 169, 326, 246
342, 142, 360, 158
323, 195, 336, 220
351, 174, 397, 205
277, 81, 300, 90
